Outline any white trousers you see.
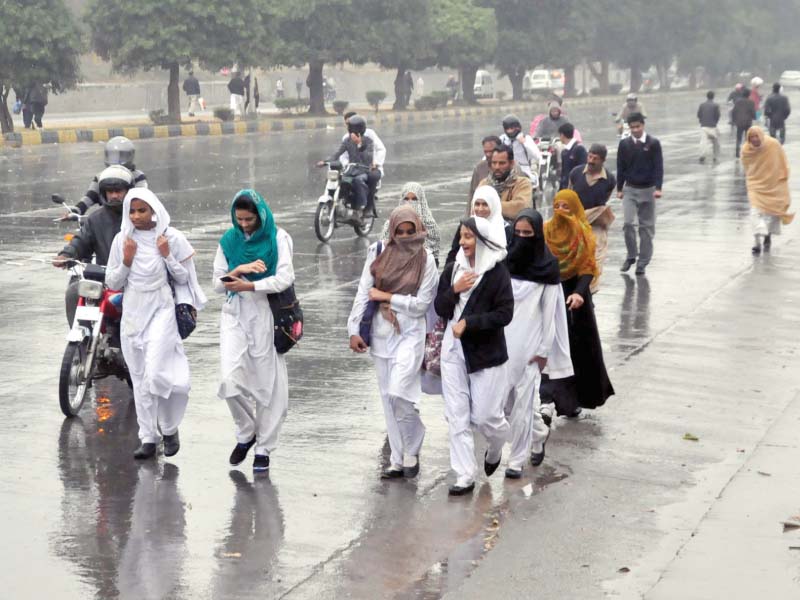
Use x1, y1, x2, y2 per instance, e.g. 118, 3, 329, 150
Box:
505, 364, 549, 470
750, 207, 782, 238
225, 355, 289, 456
187, 95, 200, 114
373, 356, 426, 467
442, 354, 510, 483
230, 94, 245, 118
699, 126, 720, 159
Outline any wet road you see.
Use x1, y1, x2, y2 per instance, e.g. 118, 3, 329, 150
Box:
1, 92, 799, 599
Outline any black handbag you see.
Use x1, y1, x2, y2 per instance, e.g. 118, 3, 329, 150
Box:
166, 272, 197, 340
358, 241, 382, 346
268, 284, 303, 354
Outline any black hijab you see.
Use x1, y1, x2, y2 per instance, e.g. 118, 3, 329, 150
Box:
507, 209, 561, 284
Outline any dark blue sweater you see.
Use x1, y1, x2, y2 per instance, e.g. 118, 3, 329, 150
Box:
616, 135, 663, 191
560, 143, 588, 190
568, 166, 616, 209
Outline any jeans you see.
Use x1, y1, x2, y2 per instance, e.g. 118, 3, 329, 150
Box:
622, 186, 656, 267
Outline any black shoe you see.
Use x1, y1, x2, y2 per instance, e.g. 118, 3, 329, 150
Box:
163, 431, 180, 457
448, 481, 475, 496
229, 437, 256, 466
565, 407, 583, 419
541, 411, 552, 427
403, 461, 420, 478
484, 450, 502, 477
763, 235, 772, 251
381, 467, 404, 479
253, 454, 270, 472
620, 258, 636, 272
635, 265, 646, 276
505, 467, 523, 479
698, 156, 705, 164
752, 244, 761, 255
531, 428, 550, 466
133, 442, 157, 459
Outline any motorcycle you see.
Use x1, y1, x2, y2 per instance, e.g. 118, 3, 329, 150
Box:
612, 112, 631, 139
51, 195, 130, 417
535, 137, 560, 207
314, 161, 378, 243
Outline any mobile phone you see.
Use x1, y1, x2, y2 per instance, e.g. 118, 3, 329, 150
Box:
220, 275, 235, 283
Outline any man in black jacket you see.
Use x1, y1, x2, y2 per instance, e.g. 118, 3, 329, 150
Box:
558, 122, 587, 190
697, 90, 721, 163
732, 88, 756, 157
182, 70, 201, 116
764, 82, 791, 144
616, 113, 663, 276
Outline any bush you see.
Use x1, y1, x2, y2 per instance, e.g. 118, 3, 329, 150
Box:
274, 97, 310, 113
332, 100, 349, 115
414, 95, 439, 111
365, 90, 387, 112
430, 90, 450, 108
496, 91, 507, 101
148, 109, 171, 125
609, 83, 624, 95
213, 106, 234, 121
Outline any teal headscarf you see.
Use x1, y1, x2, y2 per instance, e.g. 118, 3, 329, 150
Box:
219, 189, 278, 281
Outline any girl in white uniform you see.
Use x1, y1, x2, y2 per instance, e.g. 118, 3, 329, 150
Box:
445, 185, 511, 265
503, 209, 573, 478
435, 216, 514, 496
106, 188, 207, 459
348, 205, 438, 479
213, 190, 295, 473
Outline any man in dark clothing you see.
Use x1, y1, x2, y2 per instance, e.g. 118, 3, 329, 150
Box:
228, 71, 246, 119
182, 71, 201, 116
764, 82, 791, 144
732, 88, 756, 157
697, 90, 721, 163
616, 113, 663, 276
558, 122, 587, 190
319, 116, 377, 211
23, 83, 48, 129
468, 135, 501, 209
569, 143, 616, 209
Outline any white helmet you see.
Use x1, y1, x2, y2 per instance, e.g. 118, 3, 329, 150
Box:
104, 136, 136, 169
750, 76, 763, 87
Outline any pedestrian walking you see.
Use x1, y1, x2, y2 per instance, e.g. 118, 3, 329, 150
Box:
26, 83, 47, 129
750, 76, 764, 120
295, 78, 303, 100
479, 144, 533, 221
540, 190, 614, 418
228, 71, 246, 119
764, 82, 791, 144
105, 189, 207, 459
435, 216, 513, 496
446, 186, 512, 265
732, 88, 756, 157
417, 75, 425, 98
381, 182, 442, 265
740, 128, 795, 255
503, 209, 572, 478
616, 113, 663, 276
501, 114, 542, 185
404, 71, 414, 106
275, 77, 285, 99
182, 70, 201, 116
697, 90, 721, 163
348, 205, 438, 480
558, 122, 587, 190
468, 135, 501, 208
568, 143, 617, 293
214, 190, 295, 472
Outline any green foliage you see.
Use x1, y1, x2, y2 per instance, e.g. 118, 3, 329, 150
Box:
148, 109, 170, 125
213, 106, 234, 121
430, 91, 450, 107
274, 97, 309, 113
414, 95, 439, 111
430, 0, 497, 69
332, 100, 349, 115
366, 90, 387, 111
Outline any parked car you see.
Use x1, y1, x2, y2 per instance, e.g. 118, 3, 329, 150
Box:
473, 70, 494, 99
524, 69, 565, 96
779, 70, 800, 89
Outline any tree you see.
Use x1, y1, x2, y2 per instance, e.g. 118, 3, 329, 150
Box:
269, 0, 372, 115
431, 0, 497, 103
86, 1, 272, 123
0, 0, 83, 133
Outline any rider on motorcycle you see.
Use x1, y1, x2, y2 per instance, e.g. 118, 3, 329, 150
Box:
533, 102, 570, 139
53, 165, 133, 325
500, 114, 541, 184
615, 93, 647, 135
65, 136, 147, 218
318, 115, 380, 214
342, 111, 386, 176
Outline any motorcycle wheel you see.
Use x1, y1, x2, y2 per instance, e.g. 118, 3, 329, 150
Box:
315, 201, 335, 243
354, 213, 375, 237
59, 341, 91, 417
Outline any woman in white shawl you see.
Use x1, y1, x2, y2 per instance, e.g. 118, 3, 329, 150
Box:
349, 205, 439, 479
106, 188, 207, 459
444, 185, 511, 265
503, 209, 573, 478
434, 216, 514, 495
381, 182, 441, 264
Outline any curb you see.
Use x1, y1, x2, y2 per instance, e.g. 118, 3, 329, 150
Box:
1, 92, 696, 149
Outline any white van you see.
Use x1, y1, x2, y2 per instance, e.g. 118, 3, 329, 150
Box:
524, 69, 565, 96
474, 70, 494, 99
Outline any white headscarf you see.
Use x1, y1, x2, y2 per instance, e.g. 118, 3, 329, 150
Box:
455, 216, 507, 277
471, 186, 507, 248
122, 188, 170, 238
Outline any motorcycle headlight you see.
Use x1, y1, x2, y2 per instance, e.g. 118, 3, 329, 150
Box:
78, 280, 103, 300
327, 171, 340, 182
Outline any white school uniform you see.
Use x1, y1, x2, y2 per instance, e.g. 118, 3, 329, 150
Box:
504, 279, 573, 470
106, 190, 206, 445
347, 242, 438, 468
213, 228, 294, 457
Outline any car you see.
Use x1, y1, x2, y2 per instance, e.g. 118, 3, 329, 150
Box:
524, 69, 565, 96
473, 70, 494, 99
779, 70, 800, 89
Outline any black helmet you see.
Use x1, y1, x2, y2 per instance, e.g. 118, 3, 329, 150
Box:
104, 136, 136, 169
347, 115, 367, 135
98, 165, 133, 207
502, 114, 522, 131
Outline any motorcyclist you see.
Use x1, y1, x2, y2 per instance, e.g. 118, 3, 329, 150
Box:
317, 115, 379, 214
500, 114, 541, 185
533, 102, 570, 139
53, 165, 133, 325
341, 111, 386, 176
63, 136, 147, 219
615, 93, 647, 134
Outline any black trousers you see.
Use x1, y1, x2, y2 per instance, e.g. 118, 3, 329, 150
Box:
735, 126, 748, 156
769, 124, 786, 144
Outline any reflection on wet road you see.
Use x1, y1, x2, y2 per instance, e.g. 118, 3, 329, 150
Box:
1, 91, 798, 598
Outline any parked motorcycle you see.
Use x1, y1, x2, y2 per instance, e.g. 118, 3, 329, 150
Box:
314, 161, 377, 243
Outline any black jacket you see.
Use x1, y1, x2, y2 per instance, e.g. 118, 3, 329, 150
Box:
327, 136, 374, 167
434, 261, 514, 374
228, 77, 245, 95
764, 93, 791, 127
59, 206, 123, 266
616, 135, 664, 191
560, 143, 588, 190
697, 100, 721, 127
182, 76, 201, 95
732, 97, 756, 128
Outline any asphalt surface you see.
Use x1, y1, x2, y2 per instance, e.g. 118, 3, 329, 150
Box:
1, 92, 798, 599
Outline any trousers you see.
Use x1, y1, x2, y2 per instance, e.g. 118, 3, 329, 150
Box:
374, 356, 426, 467
506, 364, 549, 470
623, 186, 656, 267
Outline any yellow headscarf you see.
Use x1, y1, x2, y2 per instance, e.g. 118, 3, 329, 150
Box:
544, 189, 597, 281
741, 127, 794, 224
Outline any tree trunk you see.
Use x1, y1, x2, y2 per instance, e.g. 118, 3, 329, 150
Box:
656, 63, 670, 91
587, 61, 610, 94
688, 70, 697, 90
563, 64, 576, 98
461, 66, 478, 104
167, 62, 181, 123
0, 85, 13, 134
393, 66, 407, 110
509, 67, 525, 101
630, 62, 642, 94
307, 60, 326, 115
